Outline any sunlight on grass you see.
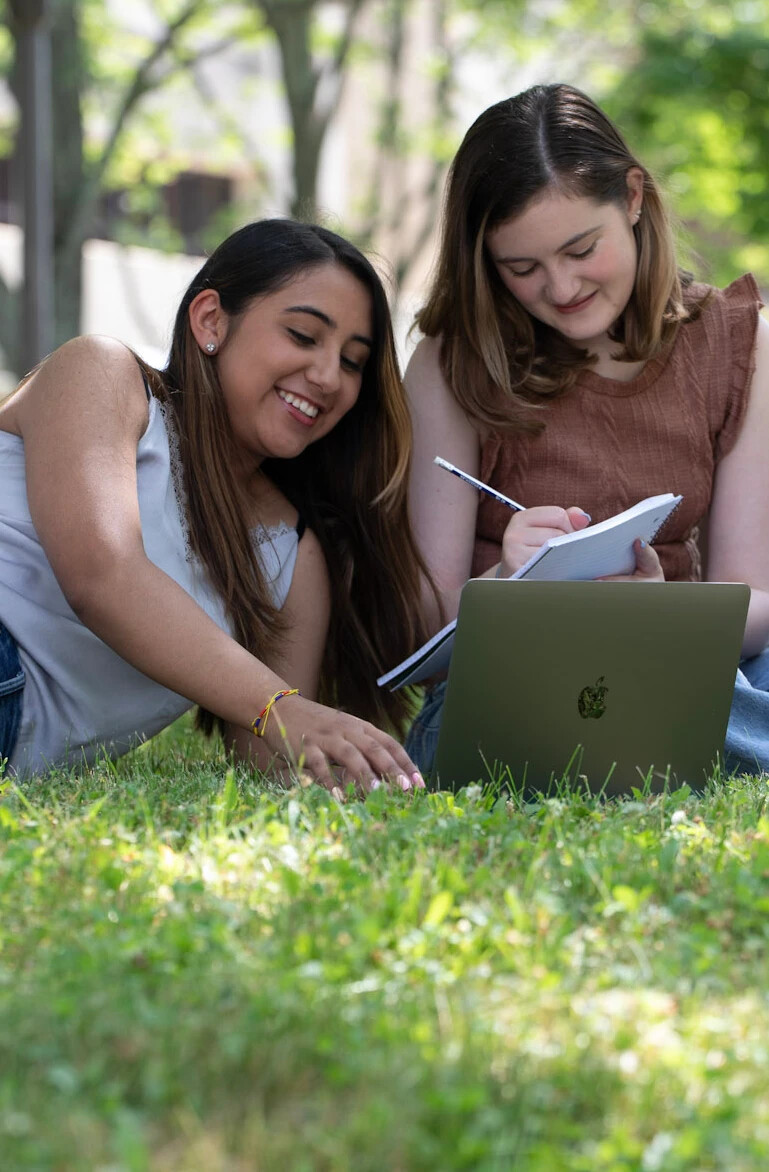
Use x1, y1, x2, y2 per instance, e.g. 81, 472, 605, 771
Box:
1, 718, 769, 1169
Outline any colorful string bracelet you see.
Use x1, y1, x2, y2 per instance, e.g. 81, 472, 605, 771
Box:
251, 688, 300, 737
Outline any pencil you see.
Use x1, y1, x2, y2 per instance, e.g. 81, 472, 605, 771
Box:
434, 456, 526, 512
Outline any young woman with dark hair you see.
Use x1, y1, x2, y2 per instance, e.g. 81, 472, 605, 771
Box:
405, 83, 769, 776
0, 218, 429, 793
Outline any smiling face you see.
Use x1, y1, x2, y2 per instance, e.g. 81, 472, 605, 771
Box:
484, 173, 643, 358
190, 263, 373, 469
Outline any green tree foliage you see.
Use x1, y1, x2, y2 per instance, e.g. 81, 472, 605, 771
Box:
601, 6, 769, 287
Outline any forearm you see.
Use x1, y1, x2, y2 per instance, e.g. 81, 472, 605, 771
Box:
70, 556, 287, 731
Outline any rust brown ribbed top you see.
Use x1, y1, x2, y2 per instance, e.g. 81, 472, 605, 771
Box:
472, 275, 763, 582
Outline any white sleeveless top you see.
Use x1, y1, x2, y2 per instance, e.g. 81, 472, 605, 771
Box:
0, 395, 300, 778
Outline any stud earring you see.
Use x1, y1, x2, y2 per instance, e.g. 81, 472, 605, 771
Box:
634, 209, 642, 223
205, 341, 217, 354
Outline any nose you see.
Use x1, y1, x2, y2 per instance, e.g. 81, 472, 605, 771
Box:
306, 344, 342, 395
545, 265, 581, 306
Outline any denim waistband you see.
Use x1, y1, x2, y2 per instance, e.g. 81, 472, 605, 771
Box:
0, 624, 24, 697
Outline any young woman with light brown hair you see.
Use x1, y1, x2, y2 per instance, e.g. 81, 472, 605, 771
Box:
405, 83, 769, 776
0, 218, 429, 793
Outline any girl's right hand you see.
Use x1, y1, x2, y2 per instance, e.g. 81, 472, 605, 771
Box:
498, 505, 591, 577
259, 694, 425, 797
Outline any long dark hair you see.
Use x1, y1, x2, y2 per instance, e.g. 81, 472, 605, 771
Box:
149, 219, 431, 734
419, 83, 706, 432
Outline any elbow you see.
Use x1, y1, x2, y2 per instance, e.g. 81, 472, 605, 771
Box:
55, 547, 142, 628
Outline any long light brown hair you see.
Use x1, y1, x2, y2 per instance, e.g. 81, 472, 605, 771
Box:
148, 219, 432, 735
419, 84, 708, 433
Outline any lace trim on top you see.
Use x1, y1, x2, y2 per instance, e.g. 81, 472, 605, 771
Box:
250, 522, 299, 604
253, 520, 295, 544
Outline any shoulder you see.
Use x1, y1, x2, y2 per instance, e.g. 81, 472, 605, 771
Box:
41, 335, 145, 380
405, 333, 442, 369
683, 273, 763, 320
404, 333, 483, 443
19, 335, 148, 401
676, 274, 763, 361
8, 336, 152, 437
404, 334, 443, 392
404, 335, 448, 402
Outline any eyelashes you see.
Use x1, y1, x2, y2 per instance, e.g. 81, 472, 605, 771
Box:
287, 328, 365, 373
508, 239, 598, 278
571, 242, 597, 260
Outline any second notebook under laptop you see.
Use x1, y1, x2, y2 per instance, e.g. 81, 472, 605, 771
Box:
433, 580, 749, 796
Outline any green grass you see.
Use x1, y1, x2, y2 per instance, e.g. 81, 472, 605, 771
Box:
2, 719, 769, 1170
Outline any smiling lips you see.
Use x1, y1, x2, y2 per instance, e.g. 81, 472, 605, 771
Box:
277, 388, 320, 421
553, 290, 597, 314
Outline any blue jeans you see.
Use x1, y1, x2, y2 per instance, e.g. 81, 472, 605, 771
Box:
406, 650, 769, 781
0, 623, 25, 766
404, 681, 447, 778
724, 649, 769, 777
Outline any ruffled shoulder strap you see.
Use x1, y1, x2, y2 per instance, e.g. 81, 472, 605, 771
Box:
677, 274, 764, 462
714, 274, 764, 461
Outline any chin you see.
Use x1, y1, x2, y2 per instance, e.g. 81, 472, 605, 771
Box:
557, 315, 611, 345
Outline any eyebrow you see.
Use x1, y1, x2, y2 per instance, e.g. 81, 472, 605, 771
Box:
283, 304, 373, 348
494, 225, 601, 264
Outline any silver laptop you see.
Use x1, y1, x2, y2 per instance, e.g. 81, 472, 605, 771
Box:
433, 580, 749, 795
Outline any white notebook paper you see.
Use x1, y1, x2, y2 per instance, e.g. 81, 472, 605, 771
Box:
509, 493, 682, 582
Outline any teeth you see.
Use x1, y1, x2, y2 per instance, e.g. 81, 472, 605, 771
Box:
278, 390, 319, 418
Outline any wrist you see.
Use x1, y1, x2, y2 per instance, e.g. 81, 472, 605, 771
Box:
251, 687, 301, 738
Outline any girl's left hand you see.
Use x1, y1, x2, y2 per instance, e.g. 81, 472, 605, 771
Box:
598, 538, 665, 582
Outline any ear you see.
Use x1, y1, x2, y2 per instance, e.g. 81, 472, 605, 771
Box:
188, 289, 227, 354
625, 166, 645, 222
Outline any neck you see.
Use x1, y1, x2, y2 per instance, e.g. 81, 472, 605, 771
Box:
585, 331, 646, 383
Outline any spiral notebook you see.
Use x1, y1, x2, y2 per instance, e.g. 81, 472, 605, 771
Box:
378, 493, 682, 691
433, 579, 749, 795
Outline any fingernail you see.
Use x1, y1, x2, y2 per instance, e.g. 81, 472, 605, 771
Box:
639, 539, 647, 548
397, 774, 412, 791
412, 772, 426, 789
580, 510, 592, 521
370, 778, 382, 791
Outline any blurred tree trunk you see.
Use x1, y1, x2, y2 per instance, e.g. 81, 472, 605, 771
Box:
49, 0, 85, 349
0, 0, 215, 373
6, 0, 56, 371
256, 0, 365, 220
358, 0, 453, 293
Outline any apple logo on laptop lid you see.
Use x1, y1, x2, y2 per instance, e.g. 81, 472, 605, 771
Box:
578, 676, 608, 720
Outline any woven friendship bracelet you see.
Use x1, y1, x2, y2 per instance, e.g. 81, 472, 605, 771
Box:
251, 688, 300, 737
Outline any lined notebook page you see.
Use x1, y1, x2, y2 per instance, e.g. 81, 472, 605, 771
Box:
511, 494, 682, 582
